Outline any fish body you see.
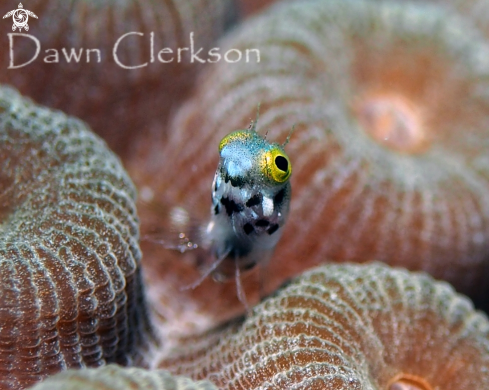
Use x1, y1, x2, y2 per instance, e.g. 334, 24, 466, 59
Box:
205, 127, 292, 281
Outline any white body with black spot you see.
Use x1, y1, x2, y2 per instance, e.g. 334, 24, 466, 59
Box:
204, 127, 292, 281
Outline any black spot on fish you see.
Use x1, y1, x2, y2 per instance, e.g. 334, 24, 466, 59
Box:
220, 196, 244, 216
246, 193, 262, 207
214, 204, 220, 215
224, 172, 246, 188
231, 176, 246, 188
256, 219, 269, 227
273, 188, 286, 209
243, 223, 254, 235
268, 223, 279, 235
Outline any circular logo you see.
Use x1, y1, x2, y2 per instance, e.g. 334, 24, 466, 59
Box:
3, 3, 38, 32
12, 9, 28, 29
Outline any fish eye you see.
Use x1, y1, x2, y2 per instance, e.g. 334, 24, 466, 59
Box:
263, 148, 292, 183
275, 155, 288, 172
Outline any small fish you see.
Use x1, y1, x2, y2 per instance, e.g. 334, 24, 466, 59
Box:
189, 109, 293, 306
143, 108, 293, 308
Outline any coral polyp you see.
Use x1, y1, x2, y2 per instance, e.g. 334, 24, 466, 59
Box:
28, 365, 217, 390
159, 262, 489, 389
138, 0, 489, 319
352, 92, 427, 154
0, 0, 238, 157
0, 85, 152, 389
387, 374, 433, 390
23, 262, 489, 390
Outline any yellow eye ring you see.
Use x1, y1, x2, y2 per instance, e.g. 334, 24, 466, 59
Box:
263, 147, 292, 183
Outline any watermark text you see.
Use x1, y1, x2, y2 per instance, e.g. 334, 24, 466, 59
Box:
7, 31, 260, 69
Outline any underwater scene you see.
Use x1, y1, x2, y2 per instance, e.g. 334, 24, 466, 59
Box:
0, 0, 489, 388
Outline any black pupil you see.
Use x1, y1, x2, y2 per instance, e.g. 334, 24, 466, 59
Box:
275, 156, 288, 172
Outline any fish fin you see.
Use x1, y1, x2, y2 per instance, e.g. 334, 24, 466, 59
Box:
234, 257, 251, 313
180, 248, 230, 291
256, 251, 273, 300
139, 198, 203, 253
141, 232, 199, 253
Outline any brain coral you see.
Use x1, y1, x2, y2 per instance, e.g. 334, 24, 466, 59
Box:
0, 85, 152, 389
29, 365, 217, 390
159, 262, 489, 389
0, 0, 238, 156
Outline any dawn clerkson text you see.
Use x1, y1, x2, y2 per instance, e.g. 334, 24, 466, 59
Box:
6, 32, 260, 69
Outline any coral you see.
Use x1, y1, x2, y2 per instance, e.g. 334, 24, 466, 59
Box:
0, 0, 238, 157
159, 262, 489, 389
136, 0, 489, 328
2, 0, 489, 389
0, 85, 152, 390
239, 0, 277, 16
374, 0, 489, 40
28, 365, 217, 390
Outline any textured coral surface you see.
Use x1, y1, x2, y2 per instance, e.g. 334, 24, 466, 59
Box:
0, 0, 238, 157
29, 365, 217, 390
159, 262, 489, 389
136, 0, 489, 330
1, 0, 489, 388
0, 86, 152, 389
